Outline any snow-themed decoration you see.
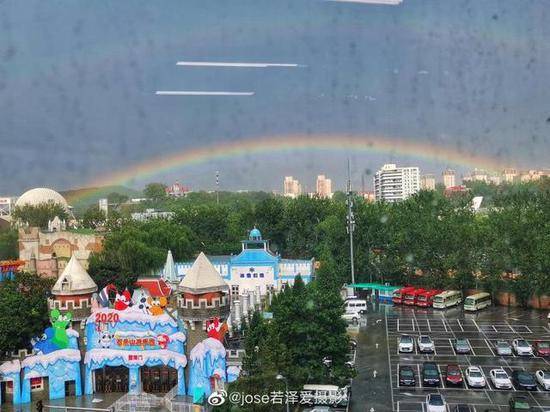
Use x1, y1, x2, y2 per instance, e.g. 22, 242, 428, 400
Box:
0, 360, 21, 405
22, 349, 81, 369
227, 366, 241, 383
148, 296, 168, 316
66, 328, 79, 338
21, 349, 82, 403
84, 303, 187, 397
0, 359, 20, 375
132, 288, 151, 314
85, 349, 187, 369
188, 337, 227, 398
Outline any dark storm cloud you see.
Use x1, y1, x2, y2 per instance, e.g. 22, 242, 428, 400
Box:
0, 0, 549, 194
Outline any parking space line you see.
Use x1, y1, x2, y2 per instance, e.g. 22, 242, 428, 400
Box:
484, 339, 496, 356
492, 325, 498, 332
427, 319, 432, 333
417, 364, 422, 388
412, 319, 415, 331
397, 318, 400, 332
457, 319, 464, 332
385, 314, 396, 410
443, 319, 449, 333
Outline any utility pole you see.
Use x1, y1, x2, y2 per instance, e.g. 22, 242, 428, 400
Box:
215, 170, 220, 205
346, 160, 356, 287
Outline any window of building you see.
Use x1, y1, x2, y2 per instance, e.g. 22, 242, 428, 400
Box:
253, 273, 258, 278
240, 273, 245, 278
30, 377, 43, 391
232, 285, 239, 295
246, 273, 251, 278
259, 273, 264, 278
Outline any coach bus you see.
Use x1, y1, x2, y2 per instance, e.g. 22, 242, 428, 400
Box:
464, 292, 492, 311
392, 286, 415, 304
432, 290, 463, 309
404, 288, 426, 306
416, 289, 442, 308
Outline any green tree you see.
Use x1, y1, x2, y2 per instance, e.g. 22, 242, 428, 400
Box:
12, 203, 68, 229
143, 183, 167, 201
0, 228, 18, 260
82, 205, 107, 229
0, 272, 54, 354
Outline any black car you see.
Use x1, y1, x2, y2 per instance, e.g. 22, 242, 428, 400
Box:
511, 371, 537, 391
399, 366, 416, 386
422, 362, 440, 386
454, 405, 472, 412
509, 395, 531, 411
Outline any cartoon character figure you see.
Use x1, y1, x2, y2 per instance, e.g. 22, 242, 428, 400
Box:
132, 289, 151, 315
114, 289, 132, 311
98, 330, 114, 348
156, 333, 170, 349
98, 284, 117, 308
148, 296, 168, 316
206, 317, 229, 342
31, 327, 58, 355
50, 309, 72, 349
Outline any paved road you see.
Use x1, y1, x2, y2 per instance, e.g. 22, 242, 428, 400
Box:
350, 303, 550, 412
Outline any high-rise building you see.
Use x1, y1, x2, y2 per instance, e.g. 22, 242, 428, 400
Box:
442, 169, 456, 188
315, 174, 333, 198
502, 169, 518, 183
283, 176, 302, 198
470, 168, 489, 182
374, 163, 420, 202
420, 174, 436, 190
0, 196, 17, 216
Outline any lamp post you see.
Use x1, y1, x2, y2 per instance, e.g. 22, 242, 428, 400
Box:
346, 160, 356, 288
276, 374, 290, 412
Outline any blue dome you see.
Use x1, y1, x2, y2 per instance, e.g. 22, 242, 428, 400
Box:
249, 227, 262, 240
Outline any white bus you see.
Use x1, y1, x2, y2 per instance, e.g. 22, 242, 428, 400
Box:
433, 290, 462, 309
344, 299, 367, 314
464, 292, 492, 311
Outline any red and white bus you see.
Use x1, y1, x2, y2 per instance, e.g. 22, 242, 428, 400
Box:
392, 287, 415, 304
403, 288, 426, 305
416, 289, 442, 307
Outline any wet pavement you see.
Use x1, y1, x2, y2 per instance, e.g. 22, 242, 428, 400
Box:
350, 303, 550, 412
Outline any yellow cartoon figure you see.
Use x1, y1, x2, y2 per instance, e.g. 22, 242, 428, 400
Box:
148, 296, 168, 316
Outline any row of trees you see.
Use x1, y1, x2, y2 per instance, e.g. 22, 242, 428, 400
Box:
88, 180, 550, 304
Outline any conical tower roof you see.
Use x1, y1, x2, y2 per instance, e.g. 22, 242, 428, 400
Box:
178, 252, 228, 294
163, 250, 178, 283
52, 255, 98, 296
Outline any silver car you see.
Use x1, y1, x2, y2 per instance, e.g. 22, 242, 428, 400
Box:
495, 340, 512, 356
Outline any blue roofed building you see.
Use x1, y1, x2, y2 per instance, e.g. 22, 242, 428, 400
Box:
162, 228, 314, 296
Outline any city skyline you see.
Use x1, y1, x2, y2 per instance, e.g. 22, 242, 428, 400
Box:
2, 0, 550, 194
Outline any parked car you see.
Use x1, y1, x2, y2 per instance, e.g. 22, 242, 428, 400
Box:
398, 366, 416, 386
535, 370, 550, 390
342, 312, 361, 323
445, 364, 463, 385
453, 338, 471, 354
398, 334, 414, 353
426, 393, 446, 412
422, 362, 440, 386
495, 340, 512, 356
533, 340, 550, 357
464, 366, 486, 388
509, 395, 531, 411
511, 370, 537, 391
453, 405, 472, 412
417, 335, 435, 353
512, 338, 533, 356
489, 368, 512, 389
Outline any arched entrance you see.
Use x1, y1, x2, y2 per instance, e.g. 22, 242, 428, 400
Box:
94, 366, 129, 393
140, 366, 177, 394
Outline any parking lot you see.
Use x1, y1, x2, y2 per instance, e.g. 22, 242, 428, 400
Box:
350, 304, 550, 411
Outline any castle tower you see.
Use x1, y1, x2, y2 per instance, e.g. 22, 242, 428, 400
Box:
48, 254, 98, 329
177, 252, 230, 352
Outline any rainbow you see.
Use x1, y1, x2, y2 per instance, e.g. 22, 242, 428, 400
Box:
69, 134, 512, 203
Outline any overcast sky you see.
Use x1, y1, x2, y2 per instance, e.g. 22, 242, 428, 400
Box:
1, 0, 549, 194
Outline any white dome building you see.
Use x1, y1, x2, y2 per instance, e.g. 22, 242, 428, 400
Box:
15, 188, 70, 211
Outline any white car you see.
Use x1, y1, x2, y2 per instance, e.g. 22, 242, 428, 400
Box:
489, 368, 512, 389
465, 366, 486, 388
512, 338, 533, 356
398, 335, 414, 353
535, 370, 550, 390
342, 312, 361, 323
417, 335, 435, 353
426, 393, 446, 412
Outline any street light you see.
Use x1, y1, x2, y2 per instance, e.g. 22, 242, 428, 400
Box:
276, 374, 290, 412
